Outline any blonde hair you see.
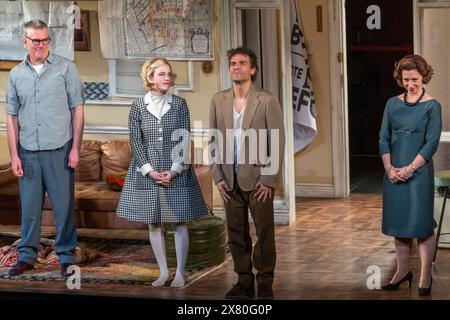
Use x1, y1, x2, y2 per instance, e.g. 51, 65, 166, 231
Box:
140, 57, 176, 90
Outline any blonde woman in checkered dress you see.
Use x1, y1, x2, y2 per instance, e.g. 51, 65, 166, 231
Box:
116, 58, 208, 287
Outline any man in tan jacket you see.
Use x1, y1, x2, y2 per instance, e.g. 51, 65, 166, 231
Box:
209, 47, 285, 300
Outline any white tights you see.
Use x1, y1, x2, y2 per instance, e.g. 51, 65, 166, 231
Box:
148, 224, 189, 288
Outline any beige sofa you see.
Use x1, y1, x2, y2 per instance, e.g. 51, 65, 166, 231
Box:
0, 139, 212, 229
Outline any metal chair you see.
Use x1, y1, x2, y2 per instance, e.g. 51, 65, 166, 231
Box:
433, 170, 450, 262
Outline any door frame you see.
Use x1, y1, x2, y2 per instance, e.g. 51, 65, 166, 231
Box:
218, 0, 296, 224
329, 0, 349, 198
415, 0, 450, 144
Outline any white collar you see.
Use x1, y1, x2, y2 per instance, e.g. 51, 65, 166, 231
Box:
144, 92, 172, 120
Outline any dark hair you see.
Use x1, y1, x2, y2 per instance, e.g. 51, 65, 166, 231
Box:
23, 20, 48, 37
227, 47, 259, 82
393, 54, 434, 87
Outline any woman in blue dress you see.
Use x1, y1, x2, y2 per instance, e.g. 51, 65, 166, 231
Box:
379, 55, 442, 296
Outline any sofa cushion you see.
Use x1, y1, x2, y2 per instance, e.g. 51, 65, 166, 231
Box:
0, 169, 211, 213
100, 140, 131, 180
0, 163, 17, 187
0, 180, 121, 213
0, 180, 19, 197
0, 180, 20, 211
75, 140, 102, 181
73, 181, 121, 212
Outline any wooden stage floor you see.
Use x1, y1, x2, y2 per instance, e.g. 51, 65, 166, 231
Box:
1, 194, 450, 300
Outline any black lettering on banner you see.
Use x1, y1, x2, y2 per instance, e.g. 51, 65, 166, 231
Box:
300, 90, 311, 110
293, 86, 300, 111
291, 20, 302, 45
293, 88, 312, 113
303, 67, 311, 89
292, 65, 304, 80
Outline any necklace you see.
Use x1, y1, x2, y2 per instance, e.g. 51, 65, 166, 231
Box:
403, 88, 425, 106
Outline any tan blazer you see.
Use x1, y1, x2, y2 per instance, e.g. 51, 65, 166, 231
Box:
209, 85, 285, 192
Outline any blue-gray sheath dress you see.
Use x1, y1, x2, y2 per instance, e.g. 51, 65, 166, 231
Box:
379, 97, 442, 238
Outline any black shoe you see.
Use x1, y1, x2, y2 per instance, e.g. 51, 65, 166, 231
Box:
8, 261, 34, 276
381, 271, 413, 290
61, 263, 75, 277
257, 284, 273, 300
418, 276, 432, 296
225, 282, 255, 299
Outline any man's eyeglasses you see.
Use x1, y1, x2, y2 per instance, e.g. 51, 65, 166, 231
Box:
26, 37, 51, 46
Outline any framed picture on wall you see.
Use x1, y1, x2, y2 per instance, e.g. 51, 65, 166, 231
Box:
0, 60, 20, 71
74, 10, 91, 51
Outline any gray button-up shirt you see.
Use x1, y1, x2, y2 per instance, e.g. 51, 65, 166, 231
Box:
6, 53, 84, 151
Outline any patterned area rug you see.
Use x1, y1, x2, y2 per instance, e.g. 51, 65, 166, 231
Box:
0, 234, 228, 287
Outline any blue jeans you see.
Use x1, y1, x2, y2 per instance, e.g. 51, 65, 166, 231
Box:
18, 140, 77, 265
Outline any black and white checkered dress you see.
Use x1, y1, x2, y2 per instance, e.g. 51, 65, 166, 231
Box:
116, 95, 208, 224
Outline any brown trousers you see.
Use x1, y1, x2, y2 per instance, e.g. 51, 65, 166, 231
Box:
224, 181, 276, 287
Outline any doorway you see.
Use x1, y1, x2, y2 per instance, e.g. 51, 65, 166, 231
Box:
218, 0, 296, 224
345, 0, 413, 193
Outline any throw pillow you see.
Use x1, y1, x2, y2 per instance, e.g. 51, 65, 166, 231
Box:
106, 172, 127, 191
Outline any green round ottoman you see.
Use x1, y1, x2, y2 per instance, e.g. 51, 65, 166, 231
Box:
164, 215, 227, 268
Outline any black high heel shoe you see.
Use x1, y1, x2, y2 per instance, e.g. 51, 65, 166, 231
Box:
418, 276, 432, 296
381, 271, 413, 290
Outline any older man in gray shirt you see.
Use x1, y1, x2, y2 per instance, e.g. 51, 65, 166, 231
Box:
6, 20, 84, 277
